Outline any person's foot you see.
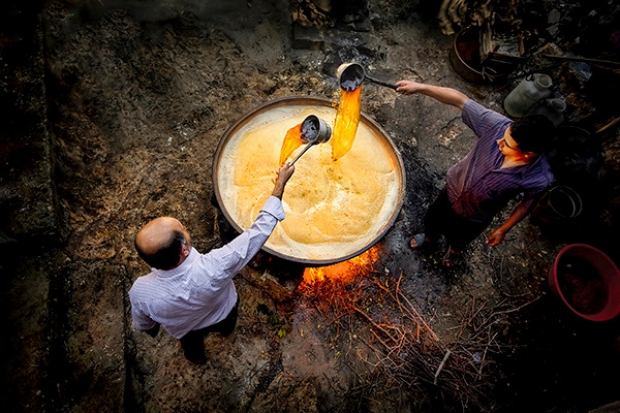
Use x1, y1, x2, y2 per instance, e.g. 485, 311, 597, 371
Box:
183, 345, 207, 364
185, 353, 207, 364
409, 233, 429, 249
442, 248, 462, 268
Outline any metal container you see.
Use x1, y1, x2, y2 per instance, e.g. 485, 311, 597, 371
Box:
503, 74, 553, 118
533, 185, 582, 223
449, 27, 511, 84
527, 97, 566, 126
212, 96, 406, 265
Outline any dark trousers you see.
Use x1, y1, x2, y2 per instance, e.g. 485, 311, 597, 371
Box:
179, 298, 239, 362
424, 188, 490, 252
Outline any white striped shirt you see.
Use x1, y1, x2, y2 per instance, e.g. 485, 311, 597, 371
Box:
129, 196, 285, 339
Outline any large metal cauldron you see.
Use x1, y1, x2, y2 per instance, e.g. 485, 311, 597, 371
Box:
212, 96, 406, 265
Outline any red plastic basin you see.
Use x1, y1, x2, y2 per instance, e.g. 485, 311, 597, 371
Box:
548, 243, 620, 321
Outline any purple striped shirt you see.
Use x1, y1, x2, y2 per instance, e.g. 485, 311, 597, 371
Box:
129, 196, 285, 339
446, 100, 554, 222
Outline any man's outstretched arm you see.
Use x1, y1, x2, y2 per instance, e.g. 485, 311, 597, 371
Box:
395, 80, 469, 110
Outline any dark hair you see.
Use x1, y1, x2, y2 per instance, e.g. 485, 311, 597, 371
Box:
135, 230, 185, 270
510, 115, 555, 155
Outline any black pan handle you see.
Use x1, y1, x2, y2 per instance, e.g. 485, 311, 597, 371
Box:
366, 75, 398, 90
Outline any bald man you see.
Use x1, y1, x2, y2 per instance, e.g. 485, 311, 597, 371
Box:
129, 163, 295, 364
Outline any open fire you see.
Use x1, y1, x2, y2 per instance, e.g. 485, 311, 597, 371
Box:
297, 244, 381, 289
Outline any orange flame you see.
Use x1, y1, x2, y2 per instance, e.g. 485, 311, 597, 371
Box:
299, 245, 382, 288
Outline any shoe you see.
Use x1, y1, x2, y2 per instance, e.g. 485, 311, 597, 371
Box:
409, 233, 429, 249
183, 347, 207, 364
442, 249, 462, 268
185, 354, 207, 364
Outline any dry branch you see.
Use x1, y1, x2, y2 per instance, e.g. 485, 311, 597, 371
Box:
433, 349, 452, 385
297, 263, 528, 410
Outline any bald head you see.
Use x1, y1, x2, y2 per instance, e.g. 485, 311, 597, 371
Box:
135, 217, 191, 270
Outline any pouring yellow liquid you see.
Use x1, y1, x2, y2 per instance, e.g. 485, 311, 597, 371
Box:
279, 122, 304, 166
332, 86, 362, 161
279, 86, 362, 165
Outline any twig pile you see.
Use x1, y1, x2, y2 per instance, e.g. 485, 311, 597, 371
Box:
297, 264, 530, 412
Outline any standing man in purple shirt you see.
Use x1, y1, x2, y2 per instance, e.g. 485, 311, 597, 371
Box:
129, 163, 295, 364
395, 80, 554, 268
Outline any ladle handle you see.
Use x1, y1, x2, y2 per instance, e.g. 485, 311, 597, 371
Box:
366, 75, 398, 90
289, 143, 314, 166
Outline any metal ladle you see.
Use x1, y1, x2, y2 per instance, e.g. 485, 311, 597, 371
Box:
289, 115, 332, 165
337, 62, 398, 92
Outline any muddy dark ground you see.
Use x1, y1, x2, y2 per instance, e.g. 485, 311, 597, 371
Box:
2, 0, 620, 412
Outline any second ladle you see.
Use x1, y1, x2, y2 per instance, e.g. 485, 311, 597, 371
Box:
289, 115, 332, 165
337, 62, 398, 91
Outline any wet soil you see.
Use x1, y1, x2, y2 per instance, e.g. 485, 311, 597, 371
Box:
2, 1, 620, 412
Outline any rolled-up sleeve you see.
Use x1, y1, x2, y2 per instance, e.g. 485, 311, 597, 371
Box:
462, 100, 511, 141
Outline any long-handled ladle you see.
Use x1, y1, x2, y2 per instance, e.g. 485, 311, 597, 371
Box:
289, 115, 332, 165
337, 62, 398, 91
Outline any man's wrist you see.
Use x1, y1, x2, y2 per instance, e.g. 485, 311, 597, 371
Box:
496, 228, 508, 236
271, 184, 284, 199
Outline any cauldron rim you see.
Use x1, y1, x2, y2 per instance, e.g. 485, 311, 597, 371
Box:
212, 95, 406, 265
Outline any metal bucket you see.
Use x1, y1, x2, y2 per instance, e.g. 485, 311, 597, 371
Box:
212, 96, 406, 265
533, 186, 583, 223
449, 27, 511, 84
